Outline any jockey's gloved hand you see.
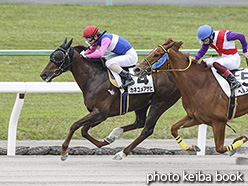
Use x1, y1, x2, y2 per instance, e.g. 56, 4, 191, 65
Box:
243, 52, 248, 59
189, 56, 197, 62
80, 51, 88, 58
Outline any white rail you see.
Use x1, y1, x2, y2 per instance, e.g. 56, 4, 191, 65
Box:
0, 82, 207, 156
0, 82, 81, 155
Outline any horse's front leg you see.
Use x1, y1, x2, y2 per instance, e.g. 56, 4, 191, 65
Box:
171, 115, 201, 152
61, 107, 107, 161
104, 106, 148, 144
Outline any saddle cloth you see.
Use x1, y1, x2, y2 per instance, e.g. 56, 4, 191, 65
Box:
107, 68, 154, 94
211, 67, 248, 97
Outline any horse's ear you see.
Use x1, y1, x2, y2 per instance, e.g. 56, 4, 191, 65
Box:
65, 38, 73, 49
171, 41, 183, 52
162, 38, 173, 45
61, 38, 67, 48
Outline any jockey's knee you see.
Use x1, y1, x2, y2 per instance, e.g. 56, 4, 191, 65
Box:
105, 60, 117, 69
105, 61, 111, 68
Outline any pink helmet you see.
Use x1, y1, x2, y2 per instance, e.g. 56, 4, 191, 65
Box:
83, 25, 100, 38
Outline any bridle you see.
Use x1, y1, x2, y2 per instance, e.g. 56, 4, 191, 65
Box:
143, 44, 192, 73
143, 45, 169, 73
47, 46, 82, 82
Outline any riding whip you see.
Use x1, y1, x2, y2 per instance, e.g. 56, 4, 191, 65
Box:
84, 30, 107, 51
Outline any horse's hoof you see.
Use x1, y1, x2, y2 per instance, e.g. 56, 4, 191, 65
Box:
229, 149, 237, 156
194, 145, 201, 152
104, 137, 115, 144
113, 150, 127, 160
61, 153, 69, 161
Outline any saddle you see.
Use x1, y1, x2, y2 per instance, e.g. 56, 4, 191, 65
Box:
86, 57, 155, 115
86, 58, 133, 90
211, 67, 248, 120
212, 68, 248, 97
86, 57, 155, 94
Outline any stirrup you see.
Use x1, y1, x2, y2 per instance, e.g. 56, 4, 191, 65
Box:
231, 81, 242, 90
122, 79, 135, 88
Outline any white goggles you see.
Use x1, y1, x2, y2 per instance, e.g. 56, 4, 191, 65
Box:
85, 37, 94, 45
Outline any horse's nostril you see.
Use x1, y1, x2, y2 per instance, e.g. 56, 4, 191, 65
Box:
40, 73, 47, 81
134, 67, 140, 73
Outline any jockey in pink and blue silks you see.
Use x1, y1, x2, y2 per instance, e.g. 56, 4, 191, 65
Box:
193, 25, 248, 90
81, 25, 138, 89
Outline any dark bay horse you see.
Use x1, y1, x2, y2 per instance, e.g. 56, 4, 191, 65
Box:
40, 38, 181, 160
134, 38, 248, 155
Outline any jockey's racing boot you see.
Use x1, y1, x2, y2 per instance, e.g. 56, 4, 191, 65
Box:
119, 70, 135, 88
213, 62, 241, 90
226, 73, 242, 90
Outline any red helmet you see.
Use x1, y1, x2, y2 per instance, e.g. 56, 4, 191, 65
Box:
83, 25, 100, 38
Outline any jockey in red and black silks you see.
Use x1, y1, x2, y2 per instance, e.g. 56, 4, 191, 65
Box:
193, 25, 248, 90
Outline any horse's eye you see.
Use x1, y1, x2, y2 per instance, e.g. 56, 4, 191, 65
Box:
154, 54, 159, 58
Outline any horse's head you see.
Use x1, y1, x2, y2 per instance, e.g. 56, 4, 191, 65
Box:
40, 38, 75, 82
133, 38, 183, 77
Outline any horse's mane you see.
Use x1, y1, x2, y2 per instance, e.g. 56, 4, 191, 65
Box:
73, 45, 106, 70
177, 51, 210, 71
74, 45, 88, 54
168, 40, 210, 72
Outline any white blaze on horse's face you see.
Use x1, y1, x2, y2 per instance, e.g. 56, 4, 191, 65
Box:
151, 48, 158, 54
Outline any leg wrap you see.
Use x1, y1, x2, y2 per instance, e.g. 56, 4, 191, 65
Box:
176, 136, 189, 151
226, 140, 244, 151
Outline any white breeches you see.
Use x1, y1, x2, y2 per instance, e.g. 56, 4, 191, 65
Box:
105, 48, 138, 68
203, 53, 240, 70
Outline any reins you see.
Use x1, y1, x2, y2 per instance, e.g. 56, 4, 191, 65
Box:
59, 54, 82, 73
144, 45, 192, 73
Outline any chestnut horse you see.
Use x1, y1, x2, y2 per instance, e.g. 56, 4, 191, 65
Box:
134, 38, 248, 155
40, 38, 181, 160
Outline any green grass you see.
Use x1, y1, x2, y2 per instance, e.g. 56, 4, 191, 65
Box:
0, 4, 248, 140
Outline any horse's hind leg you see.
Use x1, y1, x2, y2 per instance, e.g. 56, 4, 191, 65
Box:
211, 122, 226, 154
212, 122, 246, 155
104, 105, 148, 144
171, 115, 201, 152
113, 102, 167, 160
61, 107, 107, 161
227, 136, 248, 156
233, 135, 248, 144
228, 135, 248, 156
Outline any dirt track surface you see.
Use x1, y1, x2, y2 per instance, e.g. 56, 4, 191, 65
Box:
1, 155, 248, 186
